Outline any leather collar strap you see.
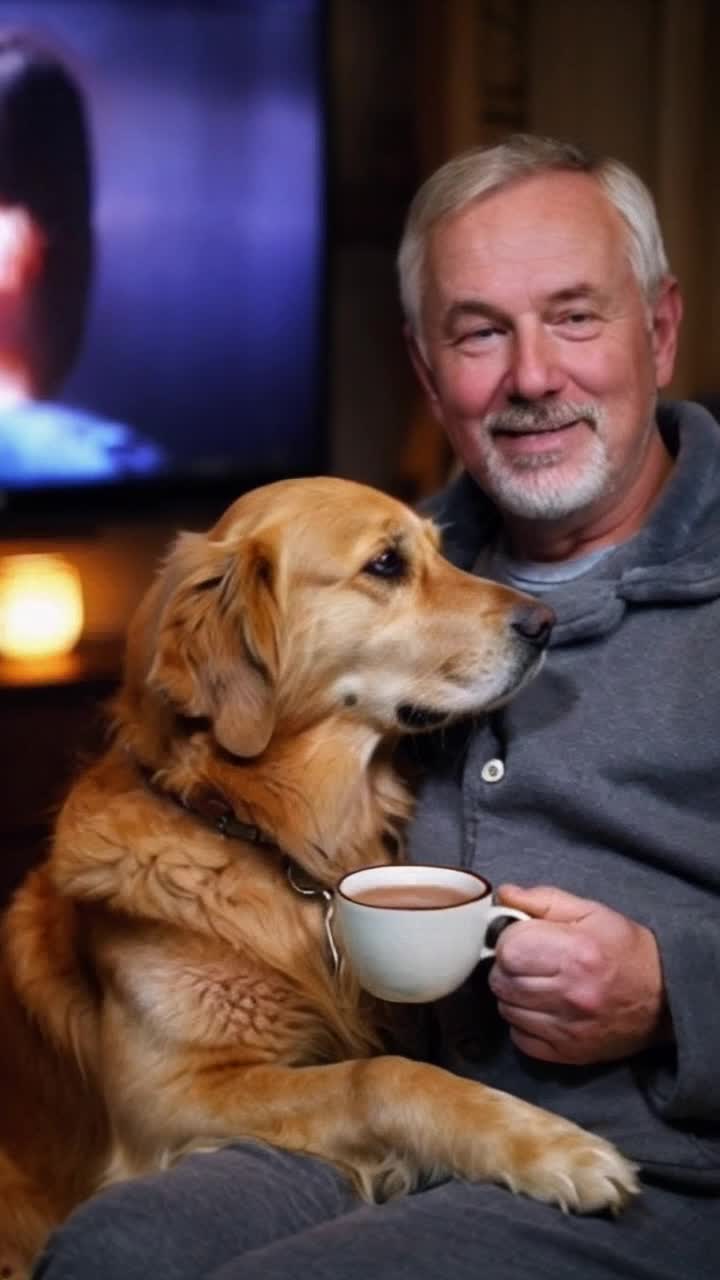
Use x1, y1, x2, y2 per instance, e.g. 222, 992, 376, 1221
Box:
132, 762, 340, 972
166, 780, 342, 977
130, 755, 285, 852
178, 783, 279, 850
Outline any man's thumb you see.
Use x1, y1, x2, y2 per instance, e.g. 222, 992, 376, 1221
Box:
497, 883, 593, 922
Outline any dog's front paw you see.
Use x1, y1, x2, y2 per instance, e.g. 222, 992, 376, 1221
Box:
503, 1122, 639, 1215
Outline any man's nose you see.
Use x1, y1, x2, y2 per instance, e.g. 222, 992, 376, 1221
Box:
506, 326, 563, 402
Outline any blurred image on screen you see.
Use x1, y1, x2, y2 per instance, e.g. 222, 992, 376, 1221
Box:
0, 0, 326, 504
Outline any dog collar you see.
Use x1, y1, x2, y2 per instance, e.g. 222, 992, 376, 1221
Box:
185, 787, 342, 978
179, 783, 279, 850
135, 765, 341, 977
285, 862, 341, 977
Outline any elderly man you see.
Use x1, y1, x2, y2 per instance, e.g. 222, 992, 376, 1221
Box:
33, 137, 719, 1280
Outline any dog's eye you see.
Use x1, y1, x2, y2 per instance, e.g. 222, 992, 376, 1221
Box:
362, 547, 407, 579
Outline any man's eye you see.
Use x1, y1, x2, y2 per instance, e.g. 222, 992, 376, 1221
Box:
559, 312, 597, 327
458, 326, 500, 344
553, 311, 602, 339
362, 548, 407, 579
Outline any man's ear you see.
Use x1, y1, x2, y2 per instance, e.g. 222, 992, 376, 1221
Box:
147, 533, 282, 758
405, 324, 443, 420
651, 276, 683, 389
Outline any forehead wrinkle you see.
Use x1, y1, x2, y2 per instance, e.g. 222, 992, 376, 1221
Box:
430, 180, 631, 295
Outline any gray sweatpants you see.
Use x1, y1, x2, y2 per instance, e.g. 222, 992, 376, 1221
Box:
32, 1143, 718, 1280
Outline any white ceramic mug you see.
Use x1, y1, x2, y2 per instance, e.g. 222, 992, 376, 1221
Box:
334, 864, 528, 1003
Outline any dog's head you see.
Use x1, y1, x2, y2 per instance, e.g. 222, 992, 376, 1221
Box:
119, 477, 552, 763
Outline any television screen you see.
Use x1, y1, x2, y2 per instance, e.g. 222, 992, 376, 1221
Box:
0, 0, 327, 525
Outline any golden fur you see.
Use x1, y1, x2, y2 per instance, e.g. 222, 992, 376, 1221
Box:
0, 477, 637, 1276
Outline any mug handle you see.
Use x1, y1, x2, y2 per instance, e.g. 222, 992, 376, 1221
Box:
481, 906, 529, 959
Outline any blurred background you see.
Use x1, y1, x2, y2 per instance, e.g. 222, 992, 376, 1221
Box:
2, 0, 719, 897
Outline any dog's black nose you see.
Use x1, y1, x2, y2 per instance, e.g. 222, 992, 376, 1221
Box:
511, 602, 555, 649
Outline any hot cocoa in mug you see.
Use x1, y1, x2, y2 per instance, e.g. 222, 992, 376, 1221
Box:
334, 864, 528, 1003
348, 881, 476, 910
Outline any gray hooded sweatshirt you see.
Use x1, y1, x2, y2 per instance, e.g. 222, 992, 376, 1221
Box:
408, 400, 720, 1193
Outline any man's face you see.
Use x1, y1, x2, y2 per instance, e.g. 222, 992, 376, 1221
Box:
410, 172, 681, 524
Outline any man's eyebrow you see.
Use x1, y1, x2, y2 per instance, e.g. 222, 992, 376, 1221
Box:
443, 300, 507, 333
546, 284, 609, 306
443, 285, 610, 333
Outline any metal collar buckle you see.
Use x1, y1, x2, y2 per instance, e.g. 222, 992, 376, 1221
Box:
286, 862, 341, 978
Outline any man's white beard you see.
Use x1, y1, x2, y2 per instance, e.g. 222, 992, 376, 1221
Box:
475, 401, 611, 520
481, 430, 612, 520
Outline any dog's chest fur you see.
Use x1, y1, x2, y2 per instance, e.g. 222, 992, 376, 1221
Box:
97, 916, 334, 1058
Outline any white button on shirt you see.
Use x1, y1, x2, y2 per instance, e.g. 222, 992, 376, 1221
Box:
481, 758, 505, 783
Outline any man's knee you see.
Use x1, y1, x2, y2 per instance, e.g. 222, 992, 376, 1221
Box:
33, 1177, 173, 1280
32, 1145, 358, 1280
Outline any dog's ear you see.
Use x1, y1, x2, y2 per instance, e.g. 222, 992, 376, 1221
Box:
147, 532, 283, 758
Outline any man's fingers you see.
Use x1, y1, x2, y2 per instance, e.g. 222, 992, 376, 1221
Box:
489, 970, 567, 1013
507, 1027, 566, 1063
494, 918, 576, 976
496, 1003, 560, 1051
498, 1003, 591, 1064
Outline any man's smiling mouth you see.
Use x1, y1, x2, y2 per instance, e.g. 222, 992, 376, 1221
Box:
493, 418, 583, 437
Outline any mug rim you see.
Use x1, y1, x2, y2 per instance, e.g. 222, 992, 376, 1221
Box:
336, 863, 491, 910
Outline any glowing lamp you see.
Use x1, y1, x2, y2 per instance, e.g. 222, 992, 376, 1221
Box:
0, 554, 84, 661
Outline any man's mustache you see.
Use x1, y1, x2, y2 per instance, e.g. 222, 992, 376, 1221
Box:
484, 403, 602, 434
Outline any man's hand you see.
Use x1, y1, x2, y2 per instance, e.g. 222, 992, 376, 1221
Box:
488, 884, 671, 1065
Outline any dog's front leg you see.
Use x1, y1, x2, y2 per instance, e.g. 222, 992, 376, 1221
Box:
118, 1053, 638, 1215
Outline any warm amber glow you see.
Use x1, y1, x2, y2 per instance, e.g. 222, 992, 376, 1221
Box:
0, 554, 84, 660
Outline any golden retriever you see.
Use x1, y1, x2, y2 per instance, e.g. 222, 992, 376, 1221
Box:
0, 477, 637, 1276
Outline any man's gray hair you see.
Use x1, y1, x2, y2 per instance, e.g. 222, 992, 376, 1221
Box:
397, 134, 670, 339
